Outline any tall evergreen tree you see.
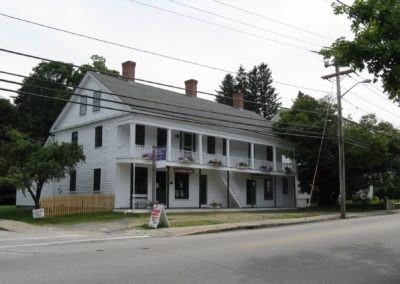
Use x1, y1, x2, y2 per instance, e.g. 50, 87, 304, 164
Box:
216, 63, 280, 119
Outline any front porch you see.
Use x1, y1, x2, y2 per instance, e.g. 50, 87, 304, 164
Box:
115, 162, 297, 210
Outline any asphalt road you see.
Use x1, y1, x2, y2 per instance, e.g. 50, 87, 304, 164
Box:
1, 213, 399, 284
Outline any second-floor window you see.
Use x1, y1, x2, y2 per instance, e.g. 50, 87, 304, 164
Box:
222, 138, 227, 156
93, 91, 101, 112
71, 131, 78, 145
136, 125, 145, 145
157, 128, 167, 148
207, 136, 215, 154
266, 146, 273, 161
95, 126, 102, 148
80, 96, 87, 115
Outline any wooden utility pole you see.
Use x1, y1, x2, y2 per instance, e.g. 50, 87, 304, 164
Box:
322, 66, 353, 219
152, 145, 157, 204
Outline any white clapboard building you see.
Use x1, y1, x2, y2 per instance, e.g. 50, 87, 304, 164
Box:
17, 61, 301, 209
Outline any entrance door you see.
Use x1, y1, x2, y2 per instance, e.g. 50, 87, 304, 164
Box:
156, 172, 167, 205
200, 175, 207, 206
246, 179, 256, 207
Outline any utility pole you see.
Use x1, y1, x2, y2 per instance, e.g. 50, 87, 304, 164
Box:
152, 144, 157, 204
322, 66, 353, 219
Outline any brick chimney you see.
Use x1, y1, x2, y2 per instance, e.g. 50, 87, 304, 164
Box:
185, 79, 198, 97
122, 61, 136, 81
233, 92, 244, 109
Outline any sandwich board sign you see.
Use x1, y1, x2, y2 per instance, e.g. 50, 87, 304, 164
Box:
148, 204, 169, 229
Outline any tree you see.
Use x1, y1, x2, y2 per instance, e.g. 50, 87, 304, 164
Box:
14, 55, 119, 143
273, 92, 339, 205
321, 0, 400, 100
216, 63, 280, 119
0, 130, 85, 208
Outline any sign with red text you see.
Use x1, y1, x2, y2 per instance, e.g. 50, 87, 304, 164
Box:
148, 204, 169, 229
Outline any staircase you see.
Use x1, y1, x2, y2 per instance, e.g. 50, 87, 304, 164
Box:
218, 172, 241, 208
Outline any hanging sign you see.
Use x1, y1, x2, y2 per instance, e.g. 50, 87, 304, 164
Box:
148, 204, 170, 229
156, 148, 166, 161
174, 168, 195, 174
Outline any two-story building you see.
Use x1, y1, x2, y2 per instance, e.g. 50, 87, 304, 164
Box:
16, 61, 300, 209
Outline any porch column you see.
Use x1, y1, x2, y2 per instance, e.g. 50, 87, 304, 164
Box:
273, 146, 277, 171
226, 139, 231, 167
198, 134, 203, 164
167, 128, 172, 161
250, 143, 255, 169
130, 123, 136, 157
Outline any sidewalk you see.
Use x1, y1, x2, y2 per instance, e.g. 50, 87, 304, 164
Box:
1, 210, 398, 237
148, 210, 399, 237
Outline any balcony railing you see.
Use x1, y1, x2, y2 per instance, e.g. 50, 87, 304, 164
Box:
230, 156, 251, 169
254, 159, 274, 172
202, 153, 227, 167
135, 145, 154, 160
171, 149, 200, 164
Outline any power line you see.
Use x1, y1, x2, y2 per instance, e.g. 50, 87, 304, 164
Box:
0, 48, 331, 114
1, 77, 333, 137
213, 0, 336, 42
169, 0, 323, 48
1, 86, 342, 141
127, 0, 316, 52
0, 70, 329, 130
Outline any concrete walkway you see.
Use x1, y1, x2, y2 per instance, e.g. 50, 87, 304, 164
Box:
1, 210, 398, 237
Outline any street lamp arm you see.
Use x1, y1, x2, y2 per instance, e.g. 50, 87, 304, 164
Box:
341, 79, 372, 98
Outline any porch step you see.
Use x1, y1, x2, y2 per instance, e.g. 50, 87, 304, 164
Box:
219, 172, 241, 208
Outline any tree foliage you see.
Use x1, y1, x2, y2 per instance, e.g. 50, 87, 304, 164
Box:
14, 55, 119, 143
321, 0, 400, 100
216, 63, 281, 119
0, 130, 85, 208
274, 92, 400, 205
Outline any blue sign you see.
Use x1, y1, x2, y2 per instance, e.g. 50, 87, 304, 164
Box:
157, 148, 166, 161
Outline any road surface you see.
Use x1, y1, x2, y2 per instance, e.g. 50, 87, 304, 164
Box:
1, 213, 399, 284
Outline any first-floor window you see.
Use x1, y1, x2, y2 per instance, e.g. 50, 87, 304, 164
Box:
93, 168, 101, 192
175, 173, 189, 199
135, 167, 148, 195
69, 170, 76, 192
282, 177, 289, 195
264, 177, 273, 200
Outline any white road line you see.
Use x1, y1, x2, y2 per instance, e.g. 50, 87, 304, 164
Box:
0, 235, 149, 249
0, 235, 78, 242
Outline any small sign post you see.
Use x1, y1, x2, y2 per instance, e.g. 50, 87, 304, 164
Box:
32, 208, 45, 219
148, 204, 169, 229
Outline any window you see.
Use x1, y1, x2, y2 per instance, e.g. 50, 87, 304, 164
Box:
93, 91, 101, 112
135, 167, 148, 194
175, 173, 189, 199
222, 138, 227, 156
157, 128, 167, 147
93, 168, 101, 192
69, 170, 76, 192
264, 178, 273, 200
282, 177, 289, 195
136, 125, 145, 146
266, 146, 273, 161
80, 96, 87, 115
71, 131, 78, 145
95, 126, 102, 148
248, 143, 251, 159
207, 136, 215, 154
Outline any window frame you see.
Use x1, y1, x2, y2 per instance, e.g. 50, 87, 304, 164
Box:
69, 170, 77, 192
95, 126, 103, 148
71, 131, 78, 145
135, 125, 145, 146
93, 168, 101, 192
93, 91, 101, 112
207, 136, 215, 154
80, 96, 87, 116
175, 173, 189, 199
135, 167, 148, 195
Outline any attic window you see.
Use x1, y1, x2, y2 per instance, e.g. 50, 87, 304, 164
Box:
93, 91, 101, 112
80, 96, 87, 115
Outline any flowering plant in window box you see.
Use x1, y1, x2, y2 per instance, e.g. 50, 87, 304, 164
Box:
208, 159, 223, 167
142, 152, 153, 160
284, 166, 293, 174
237, 162, 248, 168
260, 165, 272, 171
179, 156, 194, 163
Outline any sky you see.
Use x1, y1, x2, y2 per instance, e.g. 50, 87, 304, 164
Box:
1, 0, 399, 126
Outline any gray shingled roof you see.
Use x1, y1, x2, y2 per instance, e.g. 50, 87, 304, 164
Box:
89, 71, 274, 136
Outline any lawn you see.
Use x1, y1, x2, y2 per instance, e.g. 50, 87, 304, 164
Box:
0, 205, 348, 228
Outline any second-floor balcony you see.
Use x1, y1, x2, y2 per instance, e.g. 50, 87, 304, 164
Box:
116, 123, 296, 174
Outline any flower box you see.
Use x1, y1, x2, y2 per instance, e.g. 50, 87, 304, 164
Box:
179, 156, 194, 163
237, 162, 248, 168
208, 159, 223, 167
260, 165, 273, 172
142, 152, 153, 160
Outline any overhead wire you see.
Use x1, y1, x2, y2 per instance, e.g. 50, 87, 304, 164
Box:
127, 0, 316, 52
